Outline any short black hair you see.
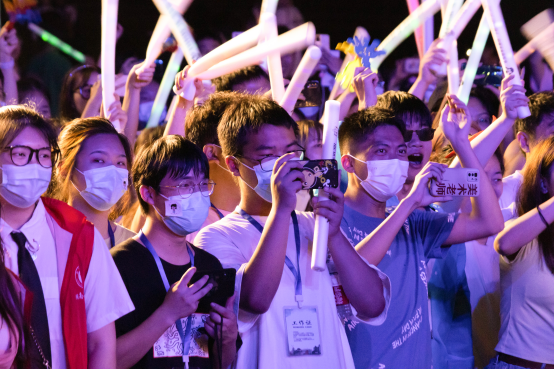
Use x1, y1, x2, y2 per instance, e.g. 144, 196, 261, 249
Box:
470, 86, 500, 119
185, 91, 238, 148
213, 66, 269, 92
218, 93, 298, 158
376, 91, 432, 128
515, 91, 554, 137
132, 135, 209, 214
339, 107, 406, 155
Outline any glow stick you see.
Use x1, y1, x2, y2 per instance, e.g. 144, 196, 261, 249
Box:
371, 0, 444, 72
449, 0, 482, 40
146, 47, 184, 128
515, 22, 554, 69
431, 0, 464, 76
101, 0, 121, 131
312, 100, 340, 272
280, 46, 322, 113
138, 0, 193, 75
406, 0, 424, 58
458, 13, 490, 104
447, 39, 459, 94
422, 0, 435, 53
482, 0, 531, 118
520, 9, 554, 41
329, 27, 369, 100
259, 0, 279, 21
151, 0, 201, 65
260, 13, 285, 102
27, 23, 85, 63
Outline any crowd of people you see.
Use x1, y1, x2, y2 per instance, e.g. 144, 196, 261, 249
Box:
0, 1, 553, 369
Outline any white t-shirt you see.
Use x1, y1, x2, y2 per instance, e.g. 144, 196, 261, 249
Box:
498, 171, 523, 211
495, 237, 554, 363
0, 199, 135, 369
194, 207, 391, 369
186, 206, 230, 243
104, 223, 136, 248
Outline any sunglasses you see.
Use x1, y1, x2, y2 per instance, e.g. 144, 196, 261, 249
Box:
403, 128, 435, 142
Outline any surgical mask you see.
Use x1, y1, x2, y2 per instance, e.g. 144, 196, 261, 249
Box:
0, 164, 51, 208
155, 191, 210, 236
139, 101, 167, 124
348, 156, 409, 202
298, 106, 320, 118
239, 157, 277, 203
73, 166, 129, 211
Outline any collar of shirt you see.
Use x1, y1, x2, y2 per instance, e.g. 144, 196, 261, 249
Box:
1, 199, 47, 256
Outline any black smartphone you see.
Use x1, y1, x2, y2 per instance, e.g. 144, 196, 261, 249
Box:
296, 159, 339, 190
294, 80, 322, 108
188, 268, 236, 313
461, 63, 503, 87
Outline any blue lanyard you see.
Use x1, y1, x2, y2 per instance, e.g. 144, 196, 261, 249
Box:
139, 230, 194, 365
237, 209, 303, 307
108, 222, 115, 248
210, 202, 225, 220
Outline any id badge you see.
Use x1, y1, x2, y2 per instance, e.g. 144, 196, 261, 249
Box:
284, 306, 322, 356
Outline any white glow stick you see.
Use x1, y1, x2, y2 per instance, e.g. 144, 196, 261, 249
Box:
514, 40, 536, 65
101, 0, 121, 131
431, 0, 464, 76
458, 13, 490, 104
260, 13, 285, 102
312, 100, 341, 272
482, 0, 531, 118
329, 26, 369, 100
147, 47, 184, 128
151, 0, 201, 65
515, 22, 554, 69
259, 0, 279, 21
449, 0, 482, 40
447, 40, 459, 94
138, 0, 193, 75
423, 0, 435, 53
521, 9, 554, 41
371, 0, 444, 72
280, 46, 322, 113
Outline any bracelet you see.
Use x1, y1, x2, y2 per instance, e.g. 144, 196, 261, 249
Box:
537, 205, 549, 228
0, 58, 14, 69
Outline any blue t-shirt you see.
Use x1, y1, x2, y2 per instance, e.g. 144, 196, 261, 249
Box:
341, 205, 457, 369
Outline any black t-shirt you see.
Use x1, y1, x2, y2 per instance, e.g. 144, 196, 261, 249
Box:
111, 239, 222, 369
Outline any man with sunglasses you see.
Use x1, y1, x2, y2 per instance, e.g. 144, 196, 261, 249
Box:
194, 93, 390, 369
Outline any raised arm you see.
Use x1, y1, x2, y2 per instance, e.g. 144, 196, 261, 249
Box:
352, 67, 378, 111
0, 25, 18, 105
164, 66, 198, 136
408, 38, 446, 101
122, 61, 155, 146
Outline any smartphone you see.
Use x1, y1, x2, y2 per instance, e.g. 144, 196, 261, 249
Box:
188, 268, 236, 313
315, 34, 330, 50
296, 160, 339, 190
295, 80, 322, 108
430, 168, 480, 197
404, 57, 420, 75
461, 63, 503, 87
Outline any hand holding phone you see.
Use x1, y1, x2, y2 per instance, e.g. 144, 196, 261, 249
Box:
188, 268, 236, 313
163, 267, 213, 321
430, 168, 480, 197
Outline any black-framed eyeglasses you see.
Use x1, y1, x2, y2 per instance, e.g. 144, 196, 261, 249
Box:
239, 148, 305, 172
74, 84, 93, 100
159, 180, 216, 199
3, 145, 57, 168
403, 128, 435, 142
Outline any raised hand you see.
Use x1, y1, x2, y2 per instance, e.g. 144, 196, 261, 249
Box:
419, 38, 447, 85
271, 153, 305, 212
128, 61, 155, 90
499, 74, 529, 120
352, 66, 379, 110
0, 24, 18, 63
440, 94, 472, 148
101, 93, 128, 129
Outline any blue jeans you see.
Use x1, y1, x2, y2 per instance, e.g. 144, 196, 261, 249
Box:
485, 355, 548, 369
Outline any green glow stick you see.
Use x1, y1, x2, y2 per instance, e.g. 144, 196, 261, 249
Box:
28, 23, 85, 63
146, 47, 184, 128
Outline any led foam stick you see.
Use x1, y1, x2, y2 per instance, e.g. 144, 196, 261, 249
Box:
406, 0, 425, 58
312, 100, 341, 272
371, 0, 444, 72
259, 0, 278, 21
27, 23, 85, 63
101, 0, 121, 131
329, 27, 369, 100
431, 0, 464, 76
514, 22, 554, 66
280, 46, 322, 114
260, 13, 285, 102
138, 0, 193, 75
482, 0, 531, 118
449, 0, 482, 40
447, 40, 459, 94
458, 13, 490, 104
520, 9, 554, 41
146, 47, 184, 128
422, 0, 435, 53
151, 0, 201, 65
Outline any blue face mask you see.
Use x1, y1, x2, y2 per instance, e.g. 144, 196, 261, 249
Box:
154, 191, 210, 236
238, 158, 278, 203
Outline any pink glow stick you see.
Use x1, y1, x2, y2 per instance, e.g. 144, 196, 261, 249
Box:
406, 0, 424, 59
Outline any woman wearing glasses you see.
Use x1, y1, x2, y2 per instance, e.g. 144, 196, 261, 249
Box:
52, 117, 135, 248
110, 135, 239, 369
0, 105, 134, 369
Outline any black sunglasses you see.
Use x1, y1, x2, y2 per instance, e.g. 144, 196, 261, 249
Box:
403, 128, 435, 142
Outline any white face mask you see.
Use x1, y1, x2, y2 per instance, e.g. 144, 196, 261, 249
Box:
348, 155, 409, 202
73, 165, 129, 211
239, 157, 277, 203
0, 164, 52, 208
155, 191, 211, 236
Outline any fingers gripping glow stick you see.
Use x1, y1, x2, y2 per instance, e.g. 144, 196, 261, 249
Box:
280, 46, 322, 114
329, 27, 369, 100
371, 0, 444, 72
147, 47, 184, 128
138, 0, 193, 75
312, 100, 341, 272
458, 13, 490, 104
482, 0, 531, 118
447, 40, 459, 94
260, 13, 285, 102
101, 0, 121, 131
151, 0, 201, 65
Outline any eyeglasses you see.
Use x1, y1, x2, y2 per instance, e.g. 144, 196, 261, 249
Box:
240, 149, 305, 172
403, 128, 435, 142
159, 180, 216, 199
3, 145, 57, 168
74, 84, 92, 100
69, 65, 96, 78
